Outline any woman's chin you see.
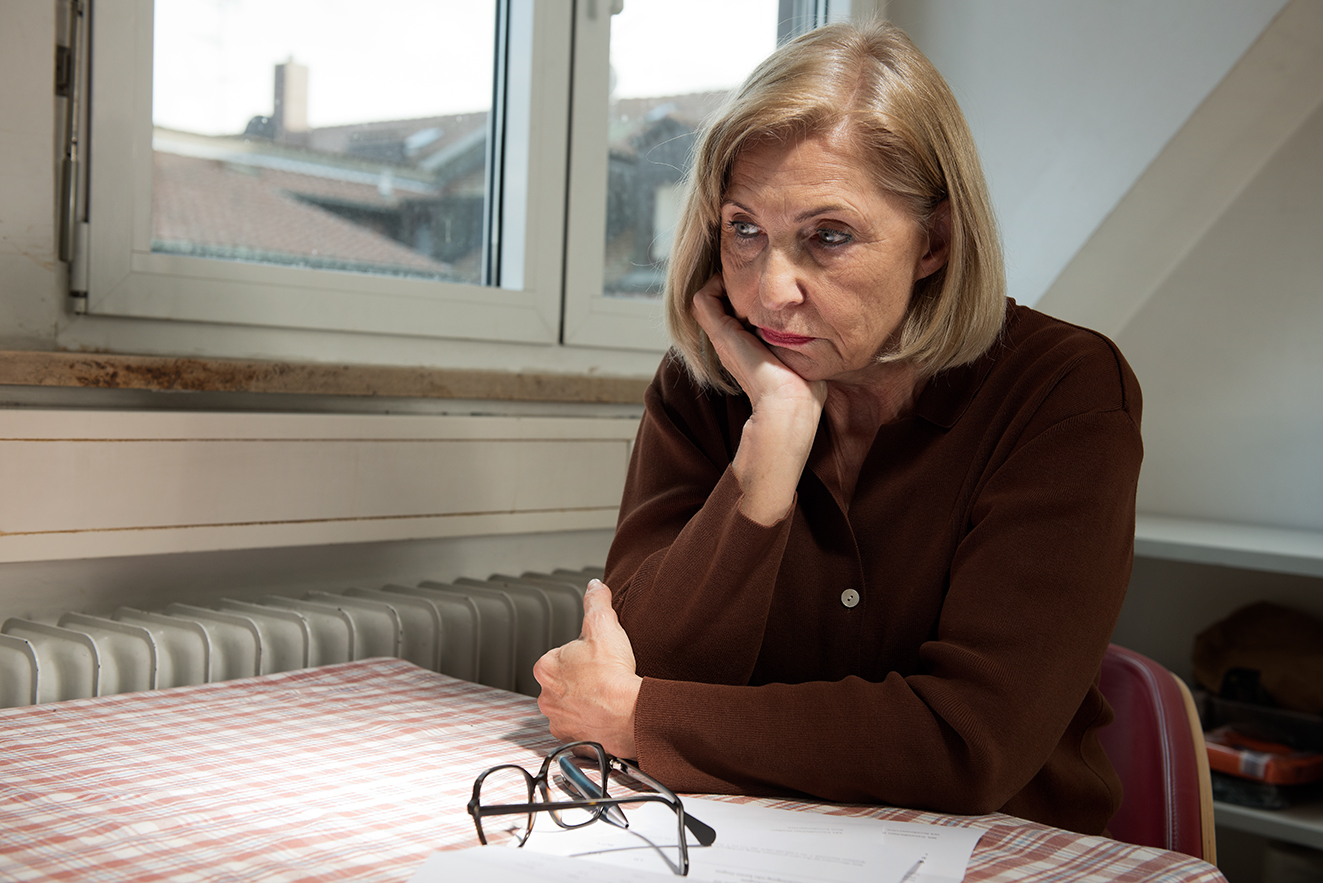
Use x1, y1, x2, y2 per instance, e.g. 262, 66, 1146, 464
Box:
771, 348, 832, 382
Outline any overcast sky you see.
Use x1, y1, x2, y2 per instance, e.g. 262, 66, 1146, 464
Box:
154, 0, 780, 134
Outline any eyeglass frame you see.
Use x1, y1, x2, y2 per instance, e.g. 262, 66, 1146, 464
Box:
467, 740, 715, 876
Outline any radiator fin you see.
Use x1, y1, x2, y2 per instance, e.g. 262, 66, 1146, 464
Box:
0, 566, 601, 708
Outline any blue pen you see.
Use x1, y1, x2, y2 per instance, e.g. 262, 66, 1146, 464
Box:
557, 754, 629, 828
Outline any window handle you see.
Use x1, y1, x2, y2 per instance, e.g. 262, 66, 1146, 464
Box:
586, 0, 624, 20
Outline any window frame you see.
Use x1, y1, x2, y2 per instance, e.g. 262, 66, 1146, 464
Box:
560, 1, 668, 351
80, 0, 573, 346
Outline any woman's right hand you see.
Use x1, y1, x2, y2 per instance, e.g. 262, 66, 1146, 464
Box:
691, 277, 825, 525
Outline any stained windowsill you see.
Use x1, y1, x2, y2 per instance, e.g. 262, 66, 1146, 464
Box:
0, 350, 650, 405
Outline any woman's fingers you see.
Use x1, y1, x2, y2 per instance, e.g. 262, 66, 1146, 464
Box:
691, 278, 826, 414
691, 281, 762, 379
692, 280, 804, 401
533, 580, 641, 759
579, 581, 636, 666
689, 276, 738, 339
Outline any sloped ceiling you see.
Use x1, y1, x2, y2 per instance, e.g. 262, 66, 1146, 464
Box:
1116, 93, 1323, 530
1037, 0, 1323, 338
890, 0, 1292, 316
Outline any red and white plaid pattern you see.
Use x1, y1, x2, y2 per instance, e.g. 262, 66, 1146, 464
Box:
0, 659, 1225, 882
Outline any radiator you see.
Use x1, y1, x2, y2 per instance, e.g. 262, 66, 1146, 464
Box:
0, 567, 602, 708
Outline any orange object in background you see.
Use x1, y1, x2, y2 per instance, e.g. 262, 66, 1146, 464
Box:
1204, 725, 1323, 786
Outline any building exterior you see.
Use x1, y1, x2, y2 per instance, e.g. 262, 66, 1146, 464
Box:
152, 62, 727, 295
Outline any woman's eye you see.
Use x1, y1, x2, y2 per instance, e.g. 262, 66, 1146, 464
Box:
728, 220, 760, 239
815, 228, 852, 246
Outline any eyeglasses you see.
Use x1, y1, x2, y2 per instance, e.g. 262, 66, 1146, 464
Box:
467, 741, 716, 875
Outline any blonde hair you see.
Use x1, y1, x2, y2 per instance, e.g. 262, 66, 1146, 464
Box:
665, 20, 1005, 392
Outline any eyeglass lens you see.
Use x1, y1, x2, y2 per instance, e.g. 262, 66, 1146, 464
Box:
475, 765, 536, 845
546, 744, 609, 828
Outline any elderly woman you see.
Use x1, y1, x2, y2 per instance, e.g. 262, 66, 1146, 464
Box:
534, 20, 1142, 836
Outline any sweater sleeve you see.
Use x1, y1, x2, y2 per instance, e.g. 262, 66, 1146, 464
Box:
610, 329, 1143, 833
607, 358, 796, 685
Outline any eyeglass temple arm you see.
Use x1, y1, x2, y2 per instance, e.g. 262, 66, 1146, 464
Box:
682, 812, 717, 847
609, 758, 717, 848
560, 755, 716, 847
476, 790, 717, 849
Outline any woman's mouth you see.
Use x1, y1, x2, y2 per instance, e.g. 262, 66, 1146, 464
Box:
757, 327, 816, 347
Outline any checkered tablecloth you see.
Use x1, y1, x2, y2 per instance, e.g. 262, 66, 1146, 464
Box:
0, 658, 1226, 882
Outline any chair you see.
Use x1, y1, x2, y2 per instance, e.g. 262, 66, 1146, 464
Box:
1098, 643, 1217, 864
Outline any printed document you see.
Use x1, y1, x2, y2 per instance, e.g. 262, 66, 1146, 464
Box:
413, 798, 983, 883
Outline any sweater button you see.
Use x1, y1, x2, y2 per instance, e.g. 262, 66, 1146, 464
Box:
840, 588, 860, 608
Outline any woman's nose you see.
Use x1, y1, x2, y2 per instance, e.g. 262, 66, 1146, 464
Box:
757, 248, 805, 310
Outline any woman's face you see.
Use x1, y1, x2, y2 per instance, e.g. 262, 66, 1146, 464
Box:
718, 130, 947, 387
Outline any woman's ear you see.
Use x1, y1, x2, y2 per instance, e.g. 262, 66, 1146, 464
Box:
916, 199, 952, 281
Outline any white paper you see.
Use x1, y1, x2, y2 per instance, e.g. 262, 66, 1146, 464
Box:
515, 797, 983, 883
409, 847, 673, 882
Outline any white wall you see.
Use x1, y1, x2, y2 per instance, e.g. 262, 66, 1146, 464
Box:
888, 0, 1289, 308
1117, 97, 1323, 533
0, 409, 636, 565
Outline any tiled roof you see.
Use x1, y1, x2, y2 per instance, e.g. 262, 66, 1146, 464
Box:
148, 92, 723, 279
152, 152, 453, 276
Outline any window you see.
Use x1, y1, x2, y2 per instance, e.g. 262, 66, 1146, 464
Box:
561, 0, 780, 349
70, 1, 826, 356
150, 1, 499, 288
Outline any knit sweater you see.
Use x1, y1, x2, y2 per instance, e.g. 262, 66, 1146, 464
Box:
605, 301, 1143, 835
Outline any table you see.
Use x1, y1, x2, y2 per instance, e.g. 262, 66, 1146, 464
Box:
0, 658, 1226, 882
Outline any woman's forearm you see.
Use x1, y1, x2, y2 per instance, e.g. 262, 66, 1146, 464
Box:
690, 280, 824, 525
731, 392, 821, 525
610, 467, 794, 684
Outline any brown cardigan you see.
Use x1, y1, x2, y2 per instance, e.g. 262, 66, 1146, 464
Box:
606, 301, 1143, 835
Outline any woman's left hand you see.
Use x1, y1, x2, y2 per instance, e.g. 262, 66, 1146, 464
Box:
533, 580, 642, 759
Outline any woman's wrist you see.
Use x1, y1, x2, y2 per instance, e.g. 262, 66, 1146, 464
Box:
732, 395, 822, 525
612, 674, 642, 761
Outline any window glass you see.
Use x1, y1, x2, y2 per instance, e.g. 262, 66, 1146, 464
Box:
601, 1, 779, 298
151, 0, 497, 285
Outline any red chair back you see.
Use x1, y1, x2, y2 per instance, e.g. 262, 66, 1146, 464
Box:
1098, 644, 1214, 862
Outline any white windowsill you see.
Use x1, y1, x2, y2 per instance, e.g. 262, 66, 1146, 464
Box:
1134, 514, 1323, 580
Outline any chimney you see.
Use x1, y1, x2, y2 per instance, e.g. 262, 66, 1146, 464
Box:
273, 59, 309, 143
